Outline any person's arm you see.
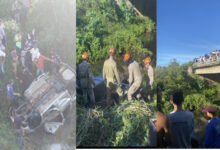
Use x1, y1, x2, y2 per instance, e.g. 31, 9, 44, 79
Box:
148, 67, 154, 88
128, 65, 133, 86
113, 63, 121, 85
43, 56, 53, 62
13, 92, 20, 96
88, 64, 95, 86
156, 112, 172, 147
102, 62, 106, 81
203, 122, 214, 148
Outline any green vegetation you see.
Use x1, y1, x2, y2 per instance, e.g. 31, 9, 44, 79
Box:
77, 100, 156, 147
76, 0, 156, 65
76, 0, 156, 147
156, 60, 220, 146
156, 60, 219, 116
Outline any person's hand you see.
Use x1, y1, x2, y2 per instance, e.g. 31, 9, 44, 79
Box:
119, 83, 122, 88
16, 93, 21, 97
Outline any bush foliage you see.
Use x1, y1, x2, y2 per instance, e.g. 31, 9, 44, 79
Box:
156, 60, 219, 116
77, 100, 155, 147
76, 0, 156, 64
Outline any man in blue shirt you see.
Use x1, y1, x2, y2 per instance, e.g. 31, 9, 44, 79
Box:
167, 90, 194, 148
6, 79, 20, 107
203, 105, 220, 148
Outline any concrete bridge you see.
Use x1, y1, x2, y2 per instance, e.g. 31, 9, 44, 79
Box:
192, 61, 220, 82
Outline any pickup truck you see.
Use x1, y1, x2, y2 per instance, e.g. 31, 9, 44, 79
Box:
9, 63, 76, 134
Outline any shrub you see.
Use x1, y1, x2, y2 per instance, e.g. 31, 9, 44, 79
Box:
77, 100, 156, 147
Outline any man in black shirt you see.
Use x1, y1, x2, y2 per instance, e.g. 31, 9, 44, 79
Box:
14, 111, 25, 150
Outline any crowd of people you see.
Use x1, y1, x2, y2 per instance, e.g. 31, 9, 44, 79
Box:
155, 90, 220, 148
77, 48, 154, 107
193, 50, 220, 65
0, 2, 61, 149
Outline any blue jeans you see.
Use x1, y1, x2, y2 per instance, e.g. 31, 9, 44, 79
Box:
36, 69, 44, 77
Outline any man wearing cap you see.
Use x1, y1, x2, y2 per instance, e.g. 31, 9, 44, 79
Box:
123, 53, 142, 100
103, 48, 123, 105
167, 90, 194, 148
77, 52, 96, 107
202, 105, 220, 148
142, 57, 154, 102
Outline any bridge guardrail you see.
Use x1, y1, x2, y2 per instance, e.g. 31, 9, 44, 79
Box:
193, 56, 220, 68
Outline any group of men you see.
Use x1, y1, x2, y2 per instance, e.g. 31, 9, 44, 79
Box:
155, 90, 220, 148
77, 48, 154, 107
193, 49, 220, 65
1, 20, 60, 150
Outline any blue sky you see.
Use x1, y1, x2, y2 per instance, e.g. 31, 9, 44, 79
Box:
157, 0, 220, 66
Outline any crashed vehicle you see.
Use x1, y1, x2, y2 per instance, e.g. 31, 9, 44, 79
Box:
10, 63, 76, 134
77, 76, 130, 102
76, 75, 107, 101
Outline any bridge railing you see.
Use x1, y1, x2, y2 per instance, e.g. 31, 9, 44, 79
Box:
193, 56, 220, 67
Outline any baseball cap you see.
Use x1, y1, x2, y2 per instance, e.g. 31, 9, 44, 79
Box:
202, 105, 216, 113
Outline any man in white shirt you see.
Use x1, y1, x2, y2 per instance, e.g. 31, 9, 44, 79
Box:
0, 19, 6, 47
30, 43, 40, 61
0, 50, 6, 79
167, 90, 194, 148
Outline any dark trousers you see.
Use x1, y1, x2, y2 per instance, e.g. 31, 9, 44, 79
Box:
82, 88, 95, 106
16, 129, 23, 150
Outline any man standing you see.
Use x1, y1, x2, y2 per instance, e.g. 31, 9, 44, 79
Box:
143, 57, 154, 101
34, 54, 52, 77
0, 19, 6, 47
11, 49, 19, 78
202, 105, 220, 148
50, 50, 61, 75
30, 43, 40, 61
14, 31, 22, 54
103, 48, 123, 105
14, 111, 25, 150
0, 50, 6, 79
17, 67, 33, 95
123, 53, 142, 100
167, 90, 194, 148
6, 79, 20, 108
77, 52, 95, 107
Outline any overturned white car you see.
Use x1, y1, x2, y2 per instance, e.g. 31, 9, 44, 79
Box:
10, 63, 76, 134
